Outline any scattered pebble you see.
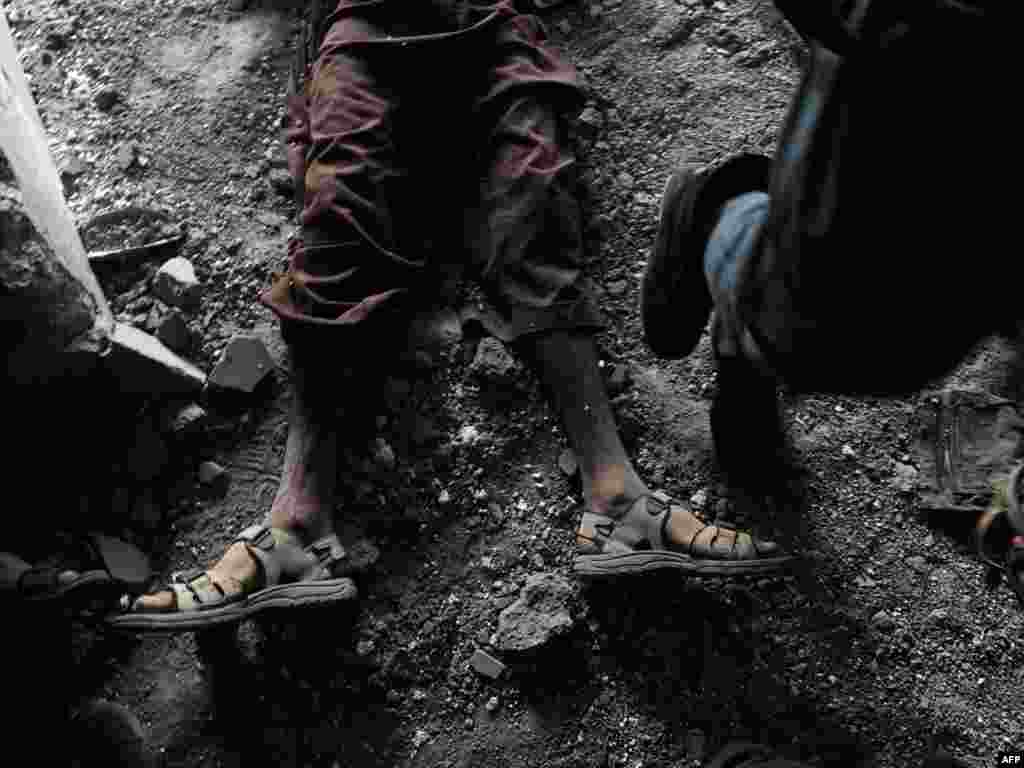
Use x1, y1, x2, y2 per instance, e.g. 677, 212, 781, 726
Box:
94, 86, 121, 111
438, 490, 451, 505
470, 649, 506, 679
907, 555, 928, 573
198, 461, 229, 494
154, 257, 202, 310
371, 438, 396, 471
871, 610, 896, 632
841, 444, 857, 459
485, 696, 500, 713
558, 448, 579, 477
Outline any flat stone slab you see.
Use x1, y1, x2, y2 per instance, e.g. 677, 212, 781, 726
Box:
207, 334, 274, 394
106, 323, 206, 394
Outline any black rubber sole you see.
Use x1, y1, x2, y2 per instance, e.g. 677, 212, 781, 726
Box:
104, 578, 357, 633
573, 550, 796, 578
640, 154, 774, 360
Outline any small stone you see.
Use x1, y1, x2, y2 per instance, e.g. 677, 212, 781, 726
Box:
485, 695, 500, 713
606, 280, 627, 296
457, 425, 481, 445
156, 309, 192, 354
94, 86, 120, 112
60, 154, 87, 179
464, 718, 474, 731
891, 462, 919, 493
690, 489, 707, 511
160, 402, 208, 439
356, 640, 375, 657
371, 438, 396, 471
106, 323, 206, 394
255, 211, 285, 229
493, 572, 575, 652
198, 461, 229, 495
438, 490, 451, 505
841, 444, 857, 460
923, 533, 935, 547
470, 649, 507, 679
208, 335, 275, 394
558, 448, 579, 477
871, 610, 896, 632
576, 107, 603, 141
411, 729, 430, 750
268, 168, 294, 198
907, 555, 928, 574
45, 28, 71, 51
154, 257, 202, 310
116, 142, 136, 172
854, 575, 878, 588
470, 337, 517, 381
345, 539, 381, 575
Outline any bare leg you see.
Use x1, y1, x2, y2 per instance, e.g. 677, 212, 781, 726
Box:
131, 357, 339, 613
519, 330, 750, 549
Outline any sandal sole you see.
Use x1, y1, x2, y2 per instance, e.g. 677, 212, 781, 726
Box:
103, 578, 357, 633
573, 550, 795, 578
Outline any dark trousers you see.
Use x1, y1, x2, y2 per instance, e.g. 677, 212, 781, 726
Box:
704, 0, 1012, 397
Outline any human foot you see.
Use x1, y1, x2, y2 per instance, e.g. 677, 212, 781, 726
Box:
574, 490, 791, 577
108, 525, 356, 632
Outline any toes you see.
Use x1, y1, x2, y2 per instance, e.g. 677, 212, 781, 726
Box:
131, 591, 177, 613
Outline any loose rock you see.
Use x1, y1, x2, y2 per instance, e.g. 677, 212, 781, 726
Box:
154, 257, 202, 310
371, 438, 396, 471
690, 489, 708, 511
156, 309, 192, 354
492, 572, 575, 652
208, 335, 275, 394
470, 337, 517, 381
268, 168, 294, 198
94, 86, 121, 112
106, 323, 207, 394
841, 444, 857, 460
198, 461, 229, 495
871, 610, 897, 632
470, 649, 507, 679
159, 402, 208, 439
485, 695, 500, 713
558, 448, 579, 477
907, 555, 928, 574
892, 462, 919, 493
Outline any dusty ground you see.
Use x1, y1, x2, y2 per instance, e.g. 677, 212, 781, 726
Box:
7, 0, 1023, 765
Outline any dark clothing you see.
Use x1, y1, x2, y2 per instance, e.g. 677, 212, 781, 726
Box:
704, 0, 1013, 395
260, 0, 603, 343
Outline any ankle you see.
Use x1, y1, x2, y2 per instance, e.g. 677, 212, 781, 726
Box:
582, 465, 649, 518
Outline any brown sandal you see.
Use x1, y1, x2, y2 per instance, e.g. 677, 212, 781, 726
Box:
105, 525, 357, 632
574, 491, 793, 578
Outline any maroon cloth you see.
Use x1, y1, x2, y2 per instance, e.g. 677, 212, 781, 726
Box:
261, 0, 604, 342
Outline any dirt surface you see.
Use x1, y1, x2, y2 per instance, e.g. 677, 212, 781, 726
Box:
7, 0, 1023, 766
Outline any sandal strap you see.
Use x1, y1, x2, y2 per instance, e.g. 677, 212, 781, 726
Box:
306, 534, 347, 578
